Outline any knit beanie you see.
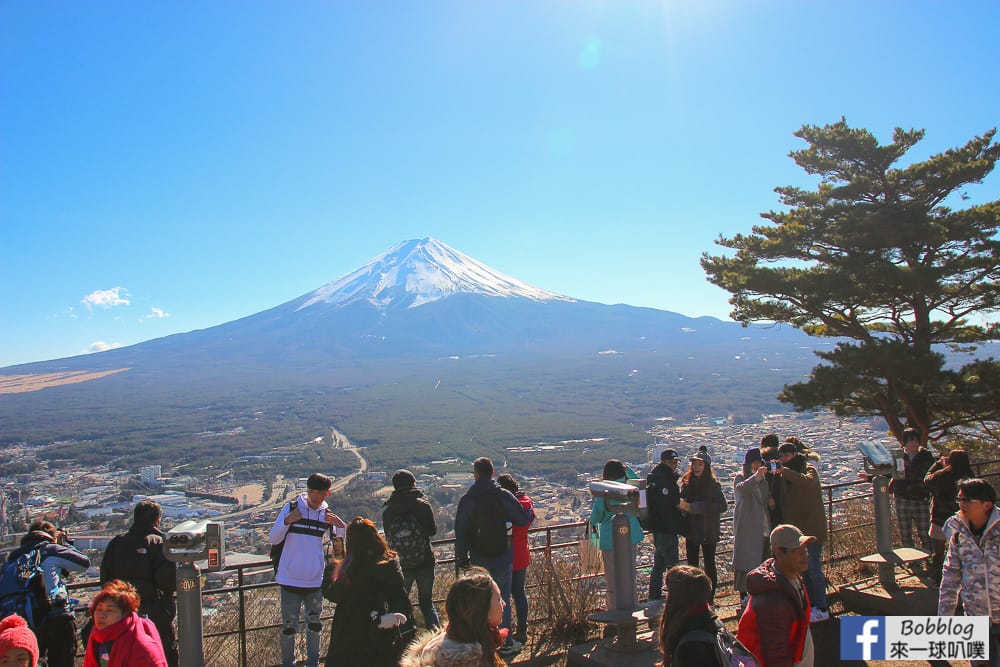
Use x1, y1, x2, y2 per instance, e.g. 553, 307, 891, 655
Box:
392, 469, 417, 491
0, 615, 39, 666
743, 447, 763, 465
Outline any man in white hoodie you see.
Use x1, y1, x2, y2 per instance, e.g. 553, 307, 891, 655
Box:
269, 473, 346, 667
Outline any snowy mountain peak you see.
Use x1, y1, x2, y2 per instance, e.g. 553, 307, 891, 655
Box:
297, 237, 574, 312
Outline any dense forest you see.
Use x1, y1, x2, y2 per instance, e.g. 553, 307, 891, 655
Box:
0, 340, 814, 479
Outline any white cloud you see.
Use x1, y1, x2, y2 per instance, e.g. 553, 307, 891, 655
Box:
82, 287, 130, 310
84, 341, 123, 354
147, 307, 169, 319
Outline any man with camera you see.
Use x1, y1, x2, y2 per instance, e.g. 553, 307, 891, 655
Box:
3, 520, 89, 667
773, 440, 830, 623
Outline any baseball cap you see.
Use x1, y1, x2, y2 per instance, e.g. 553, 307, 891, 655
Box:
660, 449, 679, 462
770, 524, 817, 550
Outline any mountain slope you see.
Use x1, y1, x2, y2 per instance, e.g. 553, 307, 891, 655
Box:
0, 238, 818, 473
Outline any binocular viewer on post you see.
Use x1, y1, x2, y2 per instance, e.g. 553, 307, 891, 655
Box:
164, 519, 226, 571
858, 441, 905, 480
589, 480, 643, 514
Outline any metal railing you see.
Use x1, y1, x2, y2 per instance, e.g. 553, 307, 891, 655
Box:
63, 458, 1000, 666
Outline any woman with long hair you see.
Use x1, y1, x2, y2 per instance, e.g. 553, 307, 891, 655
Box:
657, 566, 720, 667
733, 447, 770, 608
401, 566, 506, 667
588, 459, 643, 610
323, 517, 413, 666
678, 450, 727, 599
924, 449, 974, 577
83, 580, 167, 667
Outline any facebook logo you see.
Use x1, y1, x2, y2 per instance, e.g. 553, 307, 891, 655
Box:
841, 616, 885, 660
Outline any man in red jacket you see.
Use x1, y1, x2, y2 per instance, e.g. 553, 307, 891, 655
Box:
737, 524, 815, 667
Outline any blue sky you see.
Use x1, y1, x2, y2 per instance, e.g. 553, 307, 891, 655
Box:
2, 1, 998, 368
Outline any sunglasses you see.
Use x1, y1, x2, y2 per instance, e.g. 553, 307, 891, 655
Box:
956, 496, 982, 504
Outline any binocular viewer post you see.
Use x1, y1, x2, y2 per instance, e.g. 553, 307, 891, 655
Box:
164, 519, 227, 667
586, 480, 651, 653
857, 441, 929, 588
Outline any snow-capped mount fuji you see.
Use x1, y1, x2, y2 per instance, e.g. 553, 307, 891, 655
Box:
1, 238, 819, 472
5, 237, 806, 375
297, 238, 573, 312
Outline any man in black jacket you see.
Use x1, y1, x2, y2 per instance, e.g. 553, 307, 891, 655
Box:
382, 469, 440, 629
646, 448, 683, 600
5, 520, 90, 667
454, 457, 533, 653
101, 499, 178, 666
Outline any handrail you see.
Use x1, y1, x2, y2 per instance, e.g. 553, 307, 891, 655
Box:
61, 458, 1000, 666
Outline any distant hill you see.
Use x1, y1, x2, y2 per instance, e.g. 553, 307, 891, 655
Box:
0, 238, 819, 475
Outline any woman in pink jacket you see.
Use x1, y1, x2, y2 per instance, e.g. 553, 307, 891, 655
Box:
84, 580, 168, 667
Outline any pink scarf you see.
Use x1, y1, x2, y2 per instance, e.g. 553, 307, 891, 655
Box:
83, 612, 168, 667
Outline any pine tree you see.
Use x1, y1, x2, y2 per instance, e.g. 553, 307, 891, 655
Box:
702, 119, 1000, 443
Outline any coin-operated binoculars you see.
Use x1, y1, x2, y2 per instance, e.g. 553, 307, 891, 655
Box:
164, 520, 226, 667
857, 441, 928, 588
586, 480, 649, 652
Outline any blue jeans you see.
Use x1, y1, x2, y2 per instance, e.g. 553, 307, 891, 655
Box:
479, 561, 513, 633
648, 532, 679, 600
403, 566, 441, 630
279, 586, 323, 667
511, 568, 528, 633
802, 542, 828, 610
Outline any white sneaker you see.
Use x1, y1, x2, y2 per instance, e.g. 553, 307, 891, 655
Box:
810, 607, 830, 623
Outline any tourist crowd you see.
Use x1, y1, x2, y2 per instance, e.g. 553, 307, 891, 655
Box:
2, 429, 997, 667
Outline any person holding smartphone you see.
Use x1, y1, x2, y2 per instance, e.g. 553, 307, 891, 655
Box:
773, 440, 830, 623
733, 448, 770, 610
759, 435, 783, 531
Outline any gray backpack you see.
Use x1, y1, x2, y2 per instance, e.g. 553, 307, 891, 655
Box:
674, 617, 760, 667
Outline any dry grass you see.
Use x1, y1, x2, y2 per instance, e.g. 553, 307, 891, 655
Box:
0, 369, 129, 394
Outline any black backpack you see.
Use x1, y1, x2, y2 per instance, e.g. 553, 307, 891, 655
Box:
673, 616, 760, 667
0, 547, 45, 629
269, 501, 299, 573
385, 514, 427, 571
641, 475, 664, 531
467, 491, 509, 558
